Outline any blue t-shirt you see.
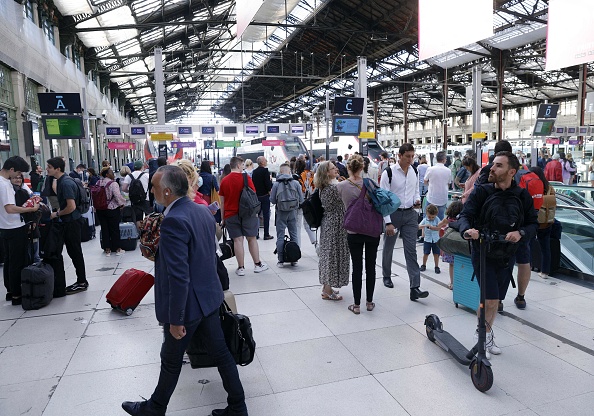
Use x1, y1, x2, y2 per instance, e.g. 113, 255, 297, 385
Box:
419, 216, 441, 243
56, 175, 82, 221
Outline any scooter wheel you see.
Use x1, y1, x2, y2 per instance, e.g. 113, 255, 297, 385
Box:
470, 361, 493, 392
424, 314, 442, 342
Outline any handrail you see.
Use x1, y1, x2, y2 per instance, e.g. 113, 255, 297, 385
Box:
556, 204, 594, 213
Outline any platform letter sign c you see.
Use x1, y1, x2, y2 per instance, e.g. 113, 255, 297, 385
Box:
345, 99, 352, 112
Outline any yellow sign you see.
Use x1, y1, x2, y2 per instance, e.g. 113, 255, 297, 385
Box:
359, 132, 375, 139
471, 132, 487, 139
151, 133, 173, 141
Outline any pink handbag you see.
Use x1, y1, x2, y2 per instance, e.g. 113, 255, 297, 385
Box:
343, 184, 383, 237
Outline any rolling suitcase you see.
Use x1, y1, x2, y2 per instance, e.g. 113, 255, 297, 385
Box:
21, 262, 54, 310
452, 254, 479, 311
106, 268, 154, 315
119, 222, 138, 251
121, 206, 136, 223
102, 222, 139, 251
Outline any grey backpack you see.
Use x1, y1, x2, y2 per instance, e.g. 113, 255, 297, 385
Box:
276, 179, 299, 212
238, 173, 261, 218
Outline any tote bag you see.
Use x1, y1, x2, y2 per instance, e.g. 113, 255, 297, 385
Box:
343, 183, 383, 237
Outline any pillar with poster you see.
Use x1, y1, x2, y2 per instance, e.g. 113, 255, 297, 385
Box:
472, 132, 486, 167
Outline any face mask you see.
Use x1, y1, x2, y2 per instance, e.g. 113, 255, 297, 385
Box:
197, 177, 203, 188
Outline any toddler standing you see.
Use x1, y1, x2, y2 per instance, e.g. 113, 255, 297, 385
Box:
419, 204, 442, 274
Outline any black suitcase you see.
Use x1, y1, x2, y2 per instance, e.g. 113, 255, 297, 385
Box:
550, 238, 561, 274
21, 262, 54, 310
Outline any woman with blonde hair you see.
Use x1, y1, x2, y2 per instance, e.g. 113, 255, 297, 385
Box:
172, 159, 207, 206
336, 155, 381, 313
314, 161, 350, 300
243, 158, 254, 177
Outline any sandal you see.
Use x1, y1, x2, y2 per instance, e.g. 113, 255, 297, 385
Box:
321, 291, 343, 301
447, 283, 453, 290
366, 302, 375, 311
348, 304, 360, 314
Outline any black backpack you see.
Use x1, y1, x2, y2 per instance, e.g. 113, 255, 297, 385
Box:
238, 173, 261, 218
128, 172, 147, 205
336, 162, 348, 178
274, 235, 301, 263
301, 188, 324, 229
476, 185, 524, 261
385, 161, 417, 184
66, 176, 90, 214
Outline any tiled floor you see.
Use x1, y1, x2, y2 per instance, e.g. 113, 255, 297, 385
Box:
1, 222, 594, 416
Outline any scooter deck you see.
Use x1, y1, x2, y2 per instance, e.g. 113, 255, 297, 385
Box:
434, 330, 473, 365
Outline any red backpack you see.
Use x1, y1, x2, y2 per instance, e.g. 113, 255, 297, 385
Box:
519, 172, 544, 210
90, 180, 114, 210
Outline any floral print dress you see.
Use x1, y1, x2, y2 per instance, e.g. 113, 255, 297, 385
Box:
318, 185, 350, 287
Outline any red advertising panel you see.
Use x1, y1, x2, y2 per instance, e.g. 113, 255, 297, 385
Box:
545, 138, 560, 144
108, 142, 136, 150
262, 140, 285, 146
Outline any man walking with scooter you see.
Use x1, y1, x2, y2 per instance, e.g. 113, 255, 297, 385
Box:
458, 151, 538, 358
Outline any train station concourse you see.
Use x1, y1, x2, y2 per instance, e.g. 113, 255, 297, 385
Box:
1, 225, 594, 416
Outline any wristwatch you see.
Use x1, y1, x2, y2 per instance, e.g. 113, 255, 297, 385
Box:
386, 222, 393, 226
519, 229, 525, 237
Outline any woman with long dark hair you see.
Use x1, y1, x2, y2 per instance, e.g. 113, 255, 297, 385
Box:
198, 160, 219, 205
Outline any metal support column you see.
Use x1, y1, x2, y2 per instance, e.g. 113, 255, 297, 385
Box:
325, 90, 330, 160
472, 66, 483, 159
154, 48, 165, 124
403, 84, 409, 144
496, 51, 504, 142
356, 57, 368, 132
443, 71, 448, 149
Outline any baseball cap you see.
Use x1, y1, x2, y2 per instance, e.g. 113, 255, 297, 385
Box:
134, 160, 144, 170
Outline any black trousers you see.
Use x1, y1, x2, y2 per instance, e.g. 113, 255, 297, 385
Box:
1, 224, 30, 297
97, 208, 122, 251
62, 219, 87, 284
347, 233, 380, 305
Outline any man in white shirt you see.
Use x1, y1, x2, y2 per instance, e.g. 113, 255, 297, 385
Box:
0, 156, 39, 305
423, 151, 451, 220
380, 144, 429, 300
122, 160, 151, 227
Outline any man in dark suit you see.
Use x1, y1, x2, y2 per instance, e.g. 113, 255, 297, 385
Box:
251, 156, 273, 240
122, 165, 247, 416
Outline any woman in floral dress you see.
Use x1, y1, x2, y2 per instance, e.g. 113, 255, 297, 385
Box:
314, 161, 350, 300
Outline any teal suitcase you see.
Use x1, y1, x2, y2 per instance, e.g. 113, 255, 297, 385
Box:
453, 255, 479, 311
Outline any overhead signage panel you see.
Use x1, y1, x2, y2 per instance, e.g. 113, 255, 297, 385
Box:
41, 115, 84, 139
150, 133, 174, 141
108, 142, 136, 150
215, 141, 240, 148
105, 126, 121, 137
178, 126, 193, 135
334, 97, 364, 115
147, 124, 176, 133
536, 104, 560, 119
418, 0, 493, 61
38, 93, 82, 114
171, 141, 196, 148
546, 0, 594, 71
262, 140, 285, 146
130, 126, 146, 136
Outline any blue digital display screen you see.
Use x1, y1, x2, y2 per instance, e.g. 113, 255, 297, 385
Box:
267, 125, 280, 134
201, 126, 215, 135
131, 127, 145, 135
106, 127, 121, 136
178, 126, 192, 135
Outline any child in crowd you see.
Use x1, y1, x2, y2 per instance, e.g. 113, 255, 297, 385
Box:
436, 201, 464, 290
419, 204, 442, 274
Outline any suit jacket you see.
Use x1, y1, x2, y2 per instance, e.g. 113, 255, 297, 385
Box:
154, 197, 223, 325
251, 166, 272, 196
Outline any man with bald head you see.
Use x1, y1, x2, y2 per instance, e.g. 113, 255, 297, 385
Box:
251, 156, 273, 240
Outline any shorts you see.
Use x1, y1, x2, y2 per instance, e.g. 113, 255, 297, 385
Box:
472, 251, 513, 301
225, 214, 259, 238
512, 239, 530, 265
423, 241, 440, 255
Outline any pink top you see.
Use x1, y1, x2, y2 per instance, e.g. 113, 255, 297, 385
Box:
461, 169, 480, 204
98, 177, 126, 210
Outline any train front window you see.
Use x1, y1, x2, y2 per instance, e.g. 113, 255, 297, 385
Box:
366, 140, 383, 162
284, 138, 306, 158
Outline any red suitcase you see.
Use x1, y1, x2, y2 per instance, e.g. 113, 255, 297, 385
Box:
107, 268, 154, 315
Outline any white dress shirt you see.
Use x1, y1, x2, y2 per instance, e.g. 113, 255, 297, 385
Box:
380, 163, 420, 223
423, 163, 451, 206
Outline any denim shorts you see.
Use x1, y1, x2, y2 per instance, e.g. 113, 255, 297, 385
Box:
423, 241, 440, 255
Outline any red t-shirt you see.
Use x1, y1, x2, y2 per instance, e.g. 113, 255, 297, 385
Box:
219, 172, 256, 219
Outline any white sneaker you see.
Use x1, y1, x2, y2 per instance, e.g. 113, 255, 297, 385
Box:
473, 330, 492, 360
116, 249, 125, 256
254, 262, 269, 273
277, 262, 284, 268
486, 332, 502, 355
235, 267, 245, 277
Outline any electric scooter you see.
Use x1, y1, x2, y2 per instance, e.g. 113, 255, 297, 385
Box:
424, 231, 496, 392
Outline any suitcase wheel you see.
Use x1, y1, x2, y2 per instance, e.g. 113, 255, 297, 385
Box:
125, 308, 134, 316
455, 303, 459, 308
